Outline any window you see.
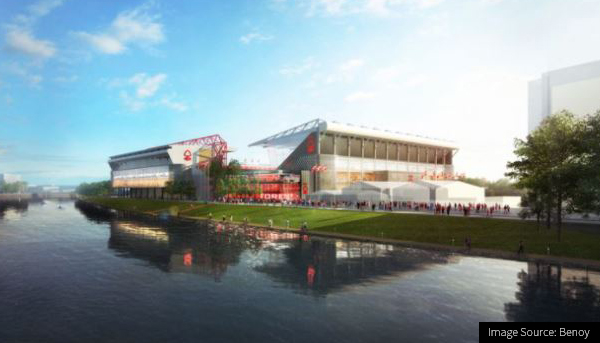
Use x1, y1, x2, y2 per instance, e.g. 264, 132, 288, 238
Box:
408, 146, 417, 162
350, 137, 362, 157
376, 141, 386, 159
399, 145, 408, 161
388, 143, 398, 160
445, 150, 453, 165
418, 147, 427, 163
427, 148, 436, 164
320, 133, 334, 154
336, 136, 349, 156
364, 139, 375, 158
436, 149, 445, 164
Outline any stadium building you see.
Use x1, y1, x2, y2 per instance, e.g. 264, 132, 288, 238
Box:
109, 119, 485, 204
249, 119, 462, 197
108, 135, 228, 200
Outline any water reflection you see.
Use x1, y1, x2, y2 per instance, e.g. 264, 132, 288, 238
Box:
103, 214, 454, 294
108, 220, 263, 281
505, 262, 600, 321
255, 238, 453, 295
75, 203, 600, 321
0, 200, 28, 220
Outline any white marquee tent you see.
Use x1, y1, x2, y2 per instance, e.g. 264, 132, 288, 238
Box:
416, 180, 485, 203
341, 181, 430, 203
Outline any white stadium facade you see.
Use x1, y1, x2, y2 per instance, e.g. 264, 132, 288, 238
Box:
108, 119, 488, 204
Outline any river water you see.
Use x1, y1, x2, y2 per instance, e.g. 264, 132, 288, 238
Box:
1, 201, 599, 343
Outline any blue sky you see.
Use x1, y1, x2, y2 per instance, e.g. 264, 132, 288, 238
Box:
1, 0, 600, 185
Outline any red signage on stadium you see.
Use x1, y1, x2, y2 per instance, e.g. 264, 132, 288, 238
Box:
183, 149, 192, 161
306, 134, 315, 154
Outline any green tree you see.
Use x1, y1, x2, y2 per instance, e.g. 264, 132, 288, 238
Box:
459, 177, 523, 196
164, 181, 175, 199
209, 159, 243, 198
1, 181, 28, 193
76, 181, 111, 196
572, 110, 600, 214
506, 111, 584, 240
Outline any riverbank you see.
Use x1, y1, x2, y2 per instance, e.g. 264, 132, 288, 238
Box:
85, 197, 600, 265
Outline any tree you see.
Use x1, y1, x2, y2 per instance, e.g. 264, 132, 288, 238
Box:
506, 111, 584, 240
164, 181, 175, 199
1, 181, 28, 194
460, 177, 524, 196
76, 181, 111, 196
209, 159, 244, 198
572, 110, 600, 214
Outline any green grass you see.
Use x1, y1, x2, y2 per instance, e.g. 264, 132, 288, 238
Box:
87, 197, 600, 261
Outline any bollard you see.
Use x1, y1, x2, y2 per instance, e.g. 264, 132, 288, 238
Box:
230, 215, 233, 222
286, 220, 290, 228
268, 219, 273, 227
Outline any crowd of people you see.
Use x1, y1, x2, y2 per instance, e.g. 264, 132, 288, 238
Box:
218, 197, 512, 217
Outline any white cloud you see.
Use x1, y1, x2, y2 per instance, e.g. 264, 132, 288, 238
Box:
345, 91, 376, 102
27, 0, 64, 20
14, 0, 64, 26
3, 62, 44, 87
364, 0, 393, 15
74, 32, 125, 54
416, 0, 445, 9
119, 91, 145, 112
159, 96, 188, 112
309, 0, 347, 15
109, 73, 187, 112
372, 66, 401, 82
323, 58, 365, 84
240, 32, 273, 44
279, 57, 316, 76
5, 29, 56, 59
129, 73, 167, 98
75, 2, 164, 55
304, 0, 444, 16
340, 58, 364, 71
4, 0, 62, 60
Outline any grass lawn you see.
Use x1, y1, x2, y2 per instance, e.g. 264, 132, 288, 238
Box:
87, 197, 600, 261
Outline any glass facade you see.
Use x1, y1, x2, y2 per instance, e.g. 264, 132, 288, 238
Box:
318, 132, 455, 190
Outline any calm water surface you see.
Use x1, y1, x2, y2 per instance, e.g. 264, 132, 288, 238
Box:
1, 201, 599, 343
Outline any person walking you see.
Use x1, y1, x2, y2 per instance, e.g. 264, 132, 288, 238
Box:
518, 240, 524, 255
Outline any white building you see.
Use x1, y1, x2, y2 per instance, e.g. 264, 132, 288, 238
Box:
416, 180, 485, 204
529, 60, 600, 133
0, 173, 22, 185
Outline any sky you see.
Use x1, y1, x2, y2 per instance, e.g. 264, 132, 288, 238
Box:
1, 0, 600, 186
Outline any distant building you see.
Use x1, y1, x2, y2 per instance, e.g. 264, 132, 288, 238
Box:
28, 185, 60, 194
0, 173, 22, 185
528, 60, 600, 132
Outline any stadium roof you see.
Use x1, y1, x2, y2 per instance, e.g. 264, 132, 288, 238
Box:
248, 119, 459, 150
